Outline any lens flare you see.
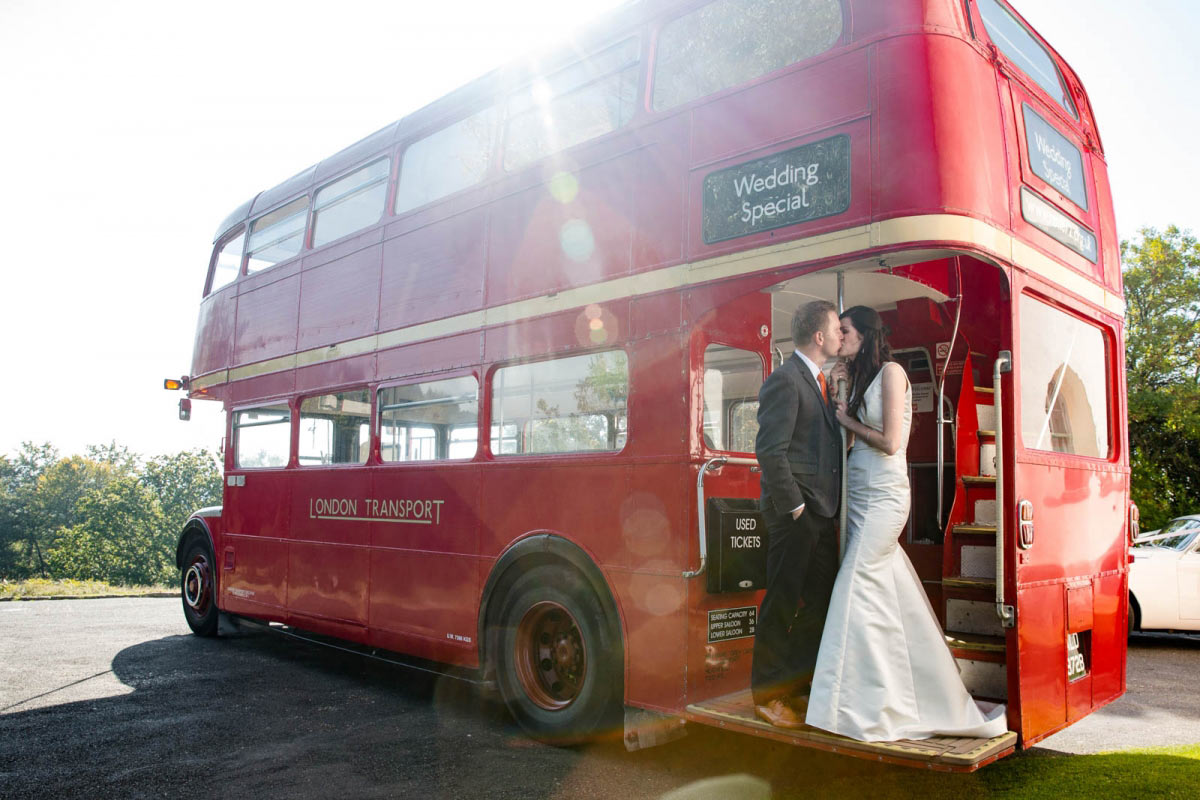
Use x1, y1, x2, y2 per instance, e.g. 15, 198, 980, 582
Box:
549, 171, 579, 204
559, 218, 594, 262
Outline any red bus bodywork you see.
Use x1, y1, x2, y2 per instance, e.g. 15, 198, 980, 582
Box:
177, 0, 1129, 770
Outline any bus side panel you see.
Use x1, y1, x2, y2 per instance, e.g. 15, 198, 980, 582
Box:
1015, 582, 1067, 740
629, 122, 689, 275
367, 464, 482, 667
191, 291, 234, 379
609, 570, 687, 712
485, 156, 637, 308
233, 269, 301, 367
379, 207, 487, 333
297, 233, 383, 351
288, 468, 371, 627
221, 468, 291, 618
874, 33, 1009, 227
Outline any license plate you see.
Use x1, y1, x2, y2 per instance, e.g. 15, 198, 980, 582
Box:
1066, 632, 1088, 682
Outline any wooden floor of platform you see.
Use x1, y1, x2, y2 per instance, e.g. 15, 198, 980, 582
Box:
683, 689, 1016, 772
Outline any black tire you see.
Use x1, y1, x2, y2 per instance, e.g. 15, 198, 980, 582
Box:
1127, 594, 1139, 638
181, 537, 219, 637
494, 564, 622, 744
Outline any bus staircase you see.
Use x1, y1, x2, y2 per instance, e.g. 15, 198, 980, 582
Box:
682, 359, 1016, 772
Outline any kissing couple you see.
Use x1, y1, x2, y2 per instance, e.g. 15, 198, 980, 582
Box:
751, 299, 1007, 742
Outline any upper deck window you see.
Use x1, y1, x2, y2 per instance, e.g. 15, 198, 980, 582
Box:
394, 108, 496, 214
210, 228, 244, 293
503, 38, 640, 171
246, 196, 309, 273
1019, 295, 1108, 458
652, 0, 842, 112
312, 158, 390, 247
976, 0, 1078, 119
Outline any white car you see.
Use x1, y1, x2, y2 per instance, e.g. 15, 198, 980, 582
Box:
1129, 515, 1200, 633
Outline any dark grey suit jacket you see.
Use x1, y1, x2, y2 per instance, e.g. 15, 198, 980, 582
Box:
754, 353, 843, 519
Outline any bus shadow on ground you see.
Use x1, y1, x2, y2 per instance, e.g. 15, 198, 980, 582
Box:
2, 628, 1196, 799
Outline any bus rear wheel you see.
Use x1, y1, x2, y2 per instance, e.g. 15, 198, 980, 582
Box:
495, 565, 621, 744
181, 539, 218, 637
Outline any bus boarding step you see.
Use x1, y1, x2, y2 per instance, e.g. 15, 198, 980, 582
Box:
684, 689, 1016, 772
952, 523, 996, 536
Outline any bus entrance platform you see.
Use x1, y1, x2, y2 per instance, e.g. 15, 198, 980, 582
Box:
683, 689, 1017, 772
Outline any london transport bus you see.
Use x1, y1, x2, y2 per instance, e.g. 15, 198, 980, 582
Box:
168, 0, 1131, 772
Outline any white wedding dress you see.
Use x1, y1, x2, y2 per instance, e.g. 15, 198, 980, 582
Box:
806, 363, 1007, 741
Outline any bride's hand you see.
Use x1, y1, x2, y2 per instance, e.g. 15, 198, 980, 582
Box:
829, 360, 849, 390
834, 399, 852, 427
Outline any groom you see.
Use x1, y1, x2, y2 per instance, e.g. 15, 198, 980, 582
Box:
751, 300, 844, 729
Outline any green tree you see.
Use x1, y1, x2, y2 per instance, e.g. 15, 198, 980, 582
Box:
1122, 226, 1200, 529
142, 449, 223, 534
45, 476, 171, 585
0, 442, 59, 577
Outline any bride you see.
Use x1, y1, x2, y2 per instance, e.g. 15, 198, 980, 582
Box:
804, 305, 1007, 742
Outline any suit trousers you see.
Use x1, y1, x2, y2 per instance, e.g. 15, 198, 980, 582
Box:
750, 505, 839, 705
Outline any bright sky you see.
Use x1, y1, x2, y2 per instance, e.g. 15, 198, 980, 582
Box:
1, 0, 1196, 460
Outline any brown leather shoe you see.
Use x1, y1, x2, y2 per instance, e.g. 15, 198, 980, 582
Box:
754, 697, 805, 729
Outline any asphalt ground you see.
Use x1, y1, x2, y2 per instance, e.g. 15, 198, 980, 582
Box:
0, 598, 1196, 799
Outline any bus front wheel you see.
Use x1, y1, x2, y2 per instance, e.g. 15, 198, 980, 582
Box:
181, 538, 218, 637
495, 565, 621, 744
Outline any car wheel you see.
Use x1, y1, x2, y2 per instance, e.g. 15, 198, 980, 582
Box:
494, 564, 622, 744
181, 538, 219, 637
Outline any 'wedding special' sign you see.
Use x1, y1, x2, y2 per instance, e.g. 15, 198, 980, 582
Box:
702, 134, 851, 244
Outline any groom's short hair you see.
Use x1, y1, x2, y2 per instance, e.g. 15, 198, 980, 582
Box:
792, 300, 837, 346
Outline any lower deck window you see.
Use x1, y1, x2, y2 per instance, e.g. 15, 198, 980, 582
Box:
491, 351, 628, 455
702, 344, 763, 452
234, 404, 291, 468
299, 390, 370, 465
379, 376, 479, 462
1019, 295, 1109, 457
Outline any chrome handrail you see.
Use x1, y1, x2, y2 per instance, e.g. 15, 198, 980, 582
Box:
993, 351, 1015, 627
684, 456, 759, 578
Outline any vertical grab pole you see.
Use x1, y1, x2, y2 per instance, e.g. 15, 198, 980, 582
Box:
936, 259, 963, 529
994, 351, 1015, 627
837, 271, 848, 562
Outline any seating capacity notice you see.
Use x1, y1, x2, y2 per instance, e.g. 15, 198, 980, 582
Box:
707, 606, 757, 643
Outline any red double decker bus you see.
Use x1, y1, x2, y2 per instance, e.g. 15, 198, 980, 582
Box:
171, 0, 1131, 771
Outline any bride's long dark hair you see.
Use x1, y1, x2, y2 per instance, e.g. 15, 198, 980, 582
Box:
841, 305, 894, 418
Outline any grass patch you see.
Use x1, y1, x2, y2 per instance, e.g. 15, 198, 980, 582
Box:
800, 742, 1200, 800
0, 578, 174, 600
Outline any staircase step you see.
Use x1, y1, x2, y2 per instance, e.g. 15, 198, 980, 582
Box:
978, 430, 996, 438
953, 523, 996, 536
962, 475, 996, 488
976, 405, 996, 432
944, 575, 996, 591
975, 386, 994, 396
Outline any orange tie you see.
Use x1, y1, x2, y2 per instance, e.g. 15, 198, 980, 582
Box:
818, 371, 828, 403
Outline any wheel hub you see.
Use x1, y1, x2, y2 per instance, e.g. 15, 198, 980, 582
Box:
184, 557, 210, 611
514, 601, 586, 710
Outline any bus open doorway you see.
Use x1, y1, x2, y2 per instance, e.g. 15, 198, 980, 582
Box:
684, 256, 1019, 771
